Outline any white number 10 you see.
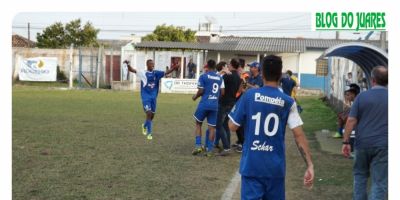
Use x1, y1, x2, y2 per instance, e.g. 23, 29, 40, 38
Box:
251, 112, 279, 136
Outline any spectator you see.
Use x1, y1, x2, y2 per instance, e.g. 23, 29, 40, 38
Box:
333, 88, 358, 139
280, 71, 297, 96
247, 61, 263, 88
287, 70, 303, 113
233, 58, 249, 152
165, 66, 172, 78
214, 59, 242, 156
286, 70, 298, 98
342, 66, 388, 200
345, 72, 353, 87
187, 58, 197, 79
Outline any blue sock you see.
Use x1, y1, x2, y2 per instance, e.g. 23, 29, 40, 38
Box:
338, 127, 343, 136
214, 128, 219, 146
147, 120, 152, 135
207, 138, 214, 152
205, 129, 210, 147
195, 136, 202, 148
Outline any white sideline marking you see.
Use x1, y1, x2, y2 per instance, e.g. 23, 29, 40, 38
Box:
221, 171, 241, 200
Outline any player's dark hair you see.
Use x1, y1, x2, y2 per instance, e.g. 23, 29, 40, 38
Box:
207, 59, 216, 69
238, 58, 245, 68
262, 55, 282, 82
287, 70, 293, 76
349, 83, 361, 95
345, 88, 357, 95
146, 59, 153, 65
230, 58, 239, 69
216, 61, 227, 72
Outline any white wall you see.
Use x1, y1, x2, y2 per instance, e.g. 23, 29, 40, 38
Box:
299, 50, 325, 74
277, 53, 299, 73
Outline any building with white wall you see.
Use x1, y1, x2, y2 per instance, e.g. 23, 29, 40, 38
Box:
121, 35, 385, 91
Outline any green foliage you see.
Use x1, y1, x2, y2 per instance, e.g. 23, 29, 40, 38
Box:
142, 24, 196, 42
56, 66, 67, 82
36, 19, 99, 48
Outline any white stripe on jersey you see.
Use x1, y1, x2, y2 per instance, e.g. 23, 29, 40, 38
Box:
287, 102, 304, 129
137, 70, 148, 86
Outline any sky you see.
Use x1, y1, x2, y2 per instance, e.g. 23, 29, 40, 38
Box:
12, 12, 383, 41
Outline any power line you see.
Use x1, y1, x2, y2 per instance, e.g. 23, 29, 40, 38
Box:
12, 25, 310, 32
227, 14, 309, 28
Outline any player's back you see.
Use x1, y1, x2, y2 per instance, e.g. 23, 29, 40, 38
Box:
237, 86, 295, 178
198, 71, 224, 111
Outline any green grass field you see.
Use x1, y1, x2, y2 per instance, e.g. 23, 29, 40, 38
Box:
12, 87, 352, 199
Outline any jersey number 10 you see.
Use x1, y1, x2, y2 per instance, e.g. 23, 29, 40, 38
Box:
251, 112, 279, 136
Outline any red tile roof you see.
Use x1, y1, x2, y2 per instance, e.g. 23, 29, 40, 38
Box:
12, 34, 36, 47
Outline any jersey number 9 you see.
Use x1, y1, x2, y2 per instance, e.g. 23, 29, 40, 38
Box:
212, 83, 219, 94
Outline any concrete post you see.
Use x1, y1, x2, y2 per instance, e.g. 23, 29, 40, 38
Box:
180, 52, 184, 79
296, 52, 301, 87
110, 48, 114, 84
217, 52, 220, 63
133, 52, 137, 90
120, 48, 124, 82
96, 47, 101, 89
68, 44, 74, 89
196, 51, 201, 79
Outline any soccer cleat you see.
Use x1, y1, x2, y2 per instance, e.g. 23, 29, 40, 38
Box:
192, 147, 204, 156
235, 144, 243, 153
204, 151, 214, 157
147, 134, 153, 140
332, 132, 343, 138
141, 124, 147, 136
218, 149, 231, 156
214, 144, 223, 152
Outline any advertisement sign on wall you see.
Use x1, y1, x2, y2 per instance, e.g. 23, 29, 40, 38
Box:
19, 57, 57, 82
160, 78, 198, 94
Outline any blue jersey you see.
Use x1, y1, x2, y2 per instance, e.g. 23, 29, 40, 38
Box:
228, 86, 303, 178
138, 70, 165, 100
197, 71, 225, 111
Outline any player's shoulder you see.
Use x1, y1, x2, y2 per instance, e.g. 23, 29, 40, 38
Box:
252, 86, 294, 104
199, 73, 207, 79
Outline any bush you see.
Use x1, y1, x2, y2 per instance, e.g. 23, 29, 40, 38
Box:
57, 66, 68, 82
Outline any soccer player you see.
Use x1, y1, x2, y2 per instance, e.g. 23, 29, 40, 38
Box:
228, 55, 314, 199
125, 59, 177, 140
192, 59, 225, 156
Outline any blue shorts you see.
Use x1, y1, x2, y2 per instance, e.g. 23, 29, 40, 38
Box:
142, 98, 157, 113
241, 176, 285, 200
193, 107, 218, 126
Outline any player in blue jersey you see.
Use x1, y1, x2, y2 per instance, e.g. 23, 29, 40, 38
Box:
228, 55, 314, 199
192, 59, 225, 156
126, 59, 177, 140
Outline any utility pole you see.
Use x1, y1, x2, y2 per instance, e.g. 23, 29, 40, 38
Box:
380, 31, 386, 50
27, 22, 31, 47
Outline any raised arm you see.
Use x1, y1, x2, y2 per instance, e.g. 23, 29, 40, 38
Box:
124, 60, 137, 73
165, 65, 178, 75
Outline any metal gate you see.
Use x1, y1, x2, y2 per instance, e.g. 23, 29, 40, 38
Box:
77, 48, 102, 88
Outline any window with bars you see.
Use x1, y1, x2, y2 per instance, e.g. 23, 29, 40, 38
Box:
316, 58, 328, 76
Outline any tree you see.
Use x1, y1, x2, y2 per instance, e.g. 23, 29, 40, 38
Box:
36, 19, 99, 48
142, 24, 196, 42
